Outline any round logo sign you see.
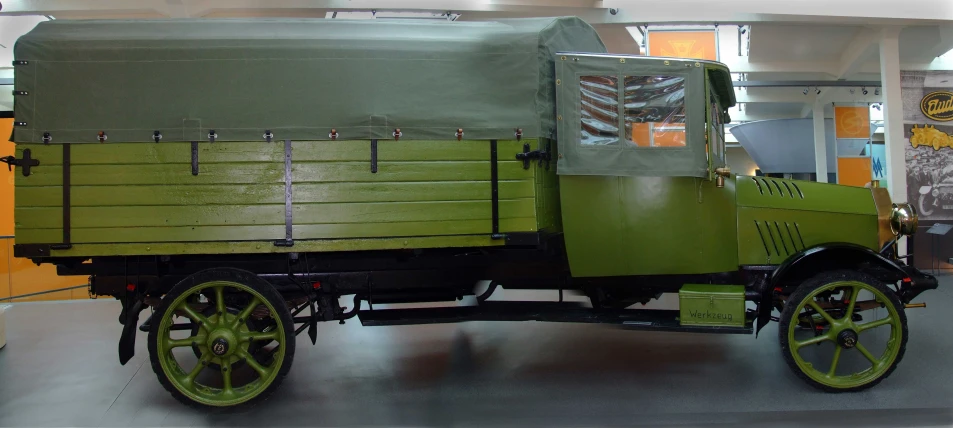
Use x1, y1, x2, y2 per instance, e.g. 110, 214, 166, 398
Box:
920, 91, 953, 122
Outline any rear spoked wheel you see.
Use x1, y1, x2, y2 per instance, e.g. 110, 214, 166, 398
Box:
148, 269, 295, 409
779, 271, 907, 392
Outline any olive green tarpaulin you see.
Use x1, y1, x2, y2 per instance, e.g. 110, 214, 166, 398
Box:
12, 17, 606, 144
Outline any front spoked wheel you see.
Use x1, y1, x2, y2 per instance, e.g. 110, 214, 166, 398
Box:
779, 270, 907, 392
148, 269, 295, 409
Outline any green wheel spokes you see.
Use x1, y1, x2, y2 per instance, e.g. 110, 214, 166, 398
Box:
156, 280, 287, 407
788, 281, 903, 389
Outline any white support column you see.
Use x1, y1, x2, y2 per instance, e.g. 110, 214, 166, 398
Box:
880, 27, 908, 253
813, 97, 828, 183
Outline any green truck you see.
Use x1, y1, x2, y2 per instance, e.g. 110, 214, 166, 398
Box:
3, 17, 937, 408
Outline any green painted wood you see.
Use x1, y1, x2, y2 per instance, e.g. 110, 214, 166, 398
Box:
17, 199, 534, 229
40, 235, 506, 257
14, 139, 541, 251
16, 218, 535, 244
533, 138, 561, 232
16, 181, 536, 207
18, 140, 531, 165
16, 142, 282, 166
17, 161, 530, 187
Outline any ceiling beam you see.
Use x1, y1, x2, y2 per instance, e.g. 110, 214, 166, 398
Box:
720, 58, 839, 75
735, 87, 880, 103
834, 27, 881, 80
734, 80, 881, 87
726, 109, 808, 122
798, 102, 815, 119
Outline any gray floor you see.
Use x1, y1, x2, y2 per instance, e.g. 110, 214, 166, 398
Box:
2, 276, 953, 427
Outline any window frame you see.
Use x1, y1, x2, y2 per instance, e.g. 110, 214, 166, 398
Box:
575, 72, 692, 150
555, 54, 710, 178
706, 72, 728, 173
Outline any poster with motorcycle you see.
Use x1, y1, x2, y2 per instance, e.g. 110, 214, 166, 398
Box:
902, 70, 953, 220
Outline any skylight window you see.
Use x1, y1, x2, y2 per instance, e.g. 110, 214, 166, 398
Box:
325, 11, 460, 20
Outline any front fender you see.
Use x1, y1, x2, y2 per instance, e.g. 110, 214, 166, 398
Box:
769, 243, 906, 287
754, 242, 938, 336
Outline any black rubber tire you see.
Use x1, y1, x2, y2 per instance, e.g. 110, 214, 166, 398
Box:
778, 270, 908, 393
148, 268, 296, 411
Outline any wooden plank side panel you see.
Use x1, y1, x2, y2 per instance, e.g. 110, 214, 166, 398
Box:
13, 180, 535, 207
15, 140, 539, 249
20, 218, 535, 243
19, 199, 534, 229
19, 161, 530, 186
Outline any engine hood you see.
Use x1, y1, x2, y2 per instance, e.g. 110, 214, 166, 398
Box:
736, 176, 876, 216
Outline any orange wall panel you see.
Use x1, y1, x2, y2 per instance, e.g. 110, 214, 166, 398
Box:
837, 157, 873, 187
0, 118, 13, 237
0, 239, 10, 300
9, 255, 88, 301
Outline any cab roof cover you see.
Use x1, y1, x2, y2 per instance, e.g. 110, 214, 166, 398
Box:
12, 17, 607, 143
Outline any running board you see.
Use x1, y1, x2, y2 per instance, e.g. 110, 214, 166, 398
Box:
357, 301, 753, 335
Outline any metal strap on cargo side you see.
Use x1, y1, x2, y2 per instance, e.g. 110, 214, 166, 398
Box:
490, 139, 503, 240
275, 139, 294, 247
370, 139, 378, 173
50, 144, 72, 250
190, 142, 199, 176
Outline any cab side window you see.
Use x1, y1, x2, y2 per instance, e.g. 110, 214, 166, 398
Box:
623, 75, 686, 148
579, 76, 620, 146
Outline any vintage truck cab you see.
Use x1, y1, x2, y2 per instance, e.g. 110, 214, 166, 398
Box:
5, 17, 938, 408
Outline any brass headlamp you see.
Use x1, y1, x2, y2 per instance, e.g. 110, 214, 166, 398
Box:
889, 202, 918, 237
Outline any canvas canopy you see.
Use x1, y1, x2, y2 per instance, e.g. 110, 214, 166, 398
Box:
12, 17, 606, 144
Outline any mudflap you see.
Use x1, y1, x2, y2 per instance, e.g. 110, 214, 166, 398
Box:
753, 275, 772, 337
118, 293, 146, 365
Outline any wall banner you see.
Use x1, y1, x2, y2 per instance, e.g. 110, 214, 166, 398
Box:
646, 30, 718, 61
833, 104, 872, 187
834, 106, 871, 139
902, 71, 953, 220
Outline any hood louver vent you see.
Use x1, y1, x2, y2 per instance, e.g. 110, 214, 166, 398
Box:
753, 220, 807, 258
751, 177, 804, 199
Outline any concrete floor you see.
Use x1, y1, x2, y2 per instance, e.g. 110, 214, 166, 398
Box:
1, 276, 953, 427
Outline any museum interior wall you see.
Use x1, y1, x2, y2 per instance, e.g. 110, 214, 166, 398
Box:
0, 117, 86, 302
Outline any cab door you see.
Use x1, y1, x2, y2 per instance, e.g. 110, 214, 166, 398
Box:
554, 54, 738, 277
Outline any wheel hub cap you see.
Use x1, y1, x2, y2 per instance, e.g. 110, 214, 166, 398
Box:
207, 329, 238, 357
210, 338, 229, 356
837, 329, 859, 349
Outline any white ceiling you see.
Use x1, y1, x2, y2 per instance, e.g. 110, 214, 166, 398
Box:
748, 24, 863, 62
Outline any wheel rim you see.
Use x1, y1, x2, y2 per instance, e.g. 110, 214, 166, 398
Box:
157, 280, 286, 407
787, 280, 903, 389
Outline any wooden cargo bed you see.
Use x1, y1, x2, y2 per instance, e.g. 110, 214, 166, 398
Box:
14, 139, 559, 257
